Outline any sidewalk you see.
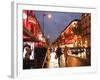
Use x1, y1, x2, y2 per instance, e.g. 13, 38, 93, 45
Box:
67, 55, 90, 67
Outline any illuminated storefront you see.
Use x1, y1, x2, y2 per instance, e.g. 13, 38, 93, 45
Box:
23, 10, 47, 47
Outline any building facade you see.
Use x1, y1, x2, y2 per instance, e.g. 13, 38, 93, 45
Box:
23, 10, 47, 47
53, 19, 80, 47
53, 13, 91, 48
81, 13, 91, 47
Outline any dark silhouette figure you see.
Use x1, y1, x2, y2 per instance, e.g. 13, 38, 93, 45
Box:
56, 46, 63, 67
64, 46, 68, 67
23, 45, 31, 69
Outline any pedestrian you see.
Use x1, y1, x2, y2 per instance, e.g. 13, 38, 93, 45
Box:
64, 46, 68, 67
56, 45, 63, 67
48, 47, 59, 68
24, 46, 31, 69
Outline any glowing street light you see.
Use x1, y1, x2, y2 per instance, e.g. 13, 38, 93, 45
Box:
47, 14, 52, 19
47, 35, 50, 39
43, 13, 52, 38
23, 13, 27, 19
42, 13, 52, 45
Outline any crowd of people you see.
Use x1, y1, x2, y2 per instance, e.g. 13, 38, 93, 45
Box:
23, 44, 47, 69
23, 43, 69, 69
46, 45, 69, 68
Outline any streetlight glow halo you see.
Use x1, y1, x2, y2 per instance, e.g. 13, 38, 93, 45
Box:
47, 14, 52, 19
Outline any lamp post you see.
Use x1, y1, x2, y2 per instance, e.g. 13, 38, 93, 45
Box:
42, 13, 52, 68
43, 13, 52, 33
43, 14, 46, 35
42, 13, 52, 44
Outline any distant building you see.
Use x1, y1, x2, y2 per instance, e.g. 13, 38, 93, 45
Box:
53, 13, 91, 48
81, 13, 91, 47
53, 19, 80, 47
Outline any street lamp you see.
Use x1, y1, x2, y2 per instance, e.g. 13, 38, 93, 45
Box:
43, 13, 52, 41
23, 12, 27, 19
47, 35, 50, 46
47, 14, 52, 19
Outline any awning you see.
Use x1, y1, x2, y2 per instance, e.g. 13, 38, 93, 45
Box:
23, 27, 39, 42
